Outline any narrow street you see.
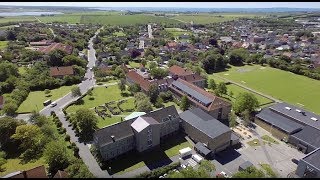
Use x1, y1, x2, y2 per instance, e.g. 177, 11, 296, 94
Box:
39, 27, 111, 178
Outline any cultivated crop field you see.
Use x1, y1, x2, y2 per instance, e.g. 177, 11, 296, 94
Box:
172, 13, 264, 24
214, 65, 320, 114
38, 14, 82, 24
80, 14, 181, 25
0, 16, 36, 23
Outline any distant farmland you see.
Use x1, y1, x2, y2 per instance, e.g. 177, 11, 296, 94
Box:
80, 14, 182, 25
0, 16, 36, 23
172, 13, 264, 24
38, 15, 82, 24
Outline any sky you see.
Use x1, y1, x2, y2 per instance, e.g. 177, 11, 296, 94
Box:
0, 2, 320, 8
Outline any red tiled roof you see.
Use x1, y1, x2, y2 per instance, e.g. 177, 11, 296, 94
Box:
38, 43, 73, 54
167, 42, 177, 48
179, 73, 204, 83
170, 78, 231, 112
50, 66, 74, 77
169, 65, 193, 76
8, 165, 48, 178
53, 170, 68, 178
126, 70, 151, 91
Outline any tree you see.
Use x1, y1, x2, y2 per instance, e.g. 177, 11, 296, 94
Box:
136, 99, 153, 112
71, 86, 81, 97
229, 111, 238, 128
180, 95, 190, 111
134, 92, 149, 107
0, 151, 7, 172
11, 124, 43, 150
6, 30, 16, 41
66, 158, 94, 178
229, 48, 249, 66
233, 92, 259, 114
148, 84, 159, 104
118, 78, 126, 92
217, 82, 227, 95
169, 166, 210, 178
199, 160, 216, 173
141, 59, 147, 67
29, 111, 47, 127
208, 79, 216, 90
71, 109, 98, 141
232, 166, 265, 178
128, 83, 141, 94
155, 96, 164, 108
48, 49, 67, 67
150, 68, 168, 79
149, 61, 157, 70
168, 59, 178, 67
3, 102, 18, 116
43, 141, 70, 176
242, 109, 252, 127
0, 117, 25, 148
62, 55, 86, 68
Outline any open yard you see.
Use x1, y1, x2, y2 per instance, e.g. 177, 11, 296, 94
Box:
102, 133, 191, 175
17, 85, 75, 113
113, 31, 126, 37
66, 85, 128, 114
80, 14, 181, 25
128, 61, 140, 68
213, 64, 320, 114
0, 41, 8, 50
172, 13, 264, 24
0, 158, 45, 177
165, 27, 191, 37
261, 135, 279, 145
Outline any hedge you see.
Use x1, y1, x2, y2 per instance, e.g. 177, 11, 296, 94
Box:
135, 162, 180, 178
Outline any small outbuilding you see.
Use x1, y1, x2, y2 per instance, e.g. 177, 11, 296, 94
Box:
239, 161, 254, 171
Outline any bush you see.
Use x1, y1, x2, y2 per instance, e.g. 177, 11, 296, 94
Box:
51, 111, 56, 117
65, 135, 71, 141
89, 97, 95, 100
136, 162, 180, 178
56, 121, 62, 128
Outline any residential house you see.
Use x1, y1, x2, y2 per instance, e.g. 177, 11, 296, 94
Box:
2, 165, 48, 178
37, 43, 73, 55
50, 66, 74, 78
168, 65, 206, 88
169, 78, 231, 120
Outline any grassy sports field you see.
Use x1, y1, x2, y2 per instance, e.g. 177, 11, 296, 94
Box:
164, 27, 191, 37
212, 64, 320, 114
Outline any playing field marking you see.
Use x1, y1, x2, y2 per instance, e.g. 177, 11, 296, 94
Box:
297, 103, 304, 107
224, 73, 229, 75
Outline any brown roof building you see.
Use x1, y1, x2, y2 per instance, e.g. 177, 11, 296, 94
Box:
50, 66, 74, 78
170, 78, 231, 120
169, 65, 193, 76
38, 43, 73, 54
2, 165, 48, 178
53, 170, 68, 178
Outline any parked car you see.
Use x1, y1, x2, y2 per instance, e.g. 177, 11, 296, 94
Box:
220, 171, 229, 178
181, 164, 187, 169
50, 102, 57, 107
163, 173, 167, 177
159, 176, 164, 178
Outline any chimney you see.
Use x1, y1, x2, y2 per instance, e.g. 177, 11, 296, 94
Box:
111, 135, 115, 142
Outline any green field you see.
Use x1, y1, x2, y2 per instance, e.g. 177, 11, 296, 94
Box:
261, 135, 279, 145
128, 61, 140, 68
113, 31, 126, 37
0, 41, 8, 50
17, 85, 75, 113
165, 27, 191, 38
172, 13, 263, 24
0, 25, 14, 30
212, 65, 320, 114
66, 85, 128, 114
80, 14, 181, 25
0, 16, 36, 23
38, 15, 82, 24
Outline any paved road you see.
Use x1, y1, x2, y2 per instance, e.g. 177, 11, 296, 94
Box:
212, 74, 281, 103
39, 27, 111, 178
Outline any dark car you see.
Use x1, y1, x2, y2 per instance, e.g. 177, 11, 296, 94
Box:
292, 158, 299, 164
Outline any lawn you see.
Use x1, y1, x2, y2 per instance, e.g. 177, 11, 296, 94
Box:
80, 14, 181, 25
128, 61, 140, 68
104, 133, 191, 175
96, 115, 122, 129
212, 64, 320, 114
0, 41, 8, 50
0, 158, 46, 177
0, 25, 14, 30
38, 14, 82, 24
172, 13, 264, 24
17, 85, 75, 113
163, 101, 180, 111
261, 135, 279, 145
66, 85, 128, 114
247, 139, 266, 147
113, 31, 126, 37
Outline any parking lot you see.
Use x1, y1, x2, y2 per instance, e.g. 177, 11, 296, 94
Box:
209, 124, 306, 178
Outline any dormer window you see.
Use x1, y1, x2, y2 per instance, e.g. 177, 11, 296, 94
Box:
295, 109, 301, 113
285, 107, 291, 110
311, 117, 318, 121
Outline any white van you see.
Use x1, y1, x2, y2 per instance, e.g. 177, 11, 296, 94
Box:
192, 154, 203, 163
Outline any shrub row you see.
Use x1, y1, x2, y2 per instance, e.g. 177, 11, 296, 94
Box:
135, 162, 180, 178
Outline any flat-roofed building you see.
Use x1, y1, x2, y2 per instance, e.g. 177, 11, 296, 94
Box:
296, 148, 320, 178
